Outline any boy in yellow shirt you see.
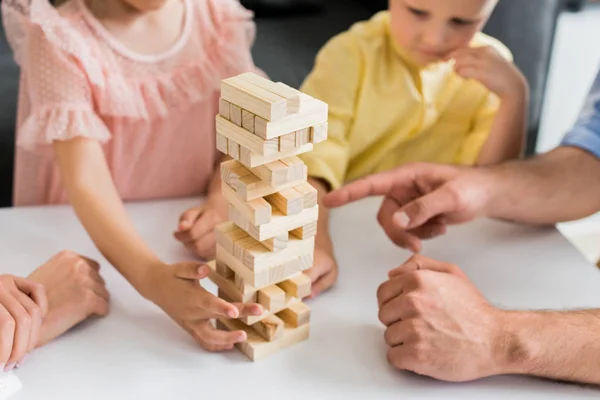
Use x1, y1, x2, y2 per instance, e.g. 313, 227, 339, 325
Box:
301, 0, 529, 296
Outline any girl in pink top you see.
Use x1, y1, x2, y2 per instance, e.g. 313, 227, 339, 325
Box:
3, 0, 263, 351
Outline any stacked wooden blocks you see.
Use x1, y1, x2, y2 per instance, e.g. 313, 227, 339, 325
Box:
210, 72, 328, 361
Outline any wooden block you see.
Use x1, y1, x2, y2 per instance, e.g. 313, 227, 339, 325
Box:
291, 221, 318, 239
239, 142, 314, 168
216, 318, 310, 361
244, 236, 315, 271
294, 183, 318, 209
230, 104, 242, 126
228, 139, 240, 160
310, 122, 328, 143
221, 160, 249, 187
219, 98, 231, 120
217, 245, 269, 288
281, 157, 307, 182
253, 98, 328, 139
216, 260, 234, 279
277, 302, 311, 328
217, 115, 278, 156
279, 132, 296, 151
229, 204, 319, 242
295, 128, 310, 147
278, 274, 311, 298
258, 285, 286, 312
238, 72, 305, 114
250, 161, 289, 186
206, 260, 257, 303
215, 222, 248, 254
216, 133, 228, 154
221, 183, 272, 225
262, 233, 288, 252
252, 315, 284, 342
242, 294, 300, 325
265, 188, 303, 215
242, 110, 255, 133
221, 76, 287, 122
234, 236, 258, 262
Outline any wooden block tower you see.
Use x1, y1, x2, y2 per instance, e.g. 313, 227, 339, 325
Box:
209, 72, 328, 361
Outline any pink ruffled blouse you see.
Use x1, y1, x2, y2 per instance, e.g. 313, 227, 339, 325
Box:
2, 0, 257, 206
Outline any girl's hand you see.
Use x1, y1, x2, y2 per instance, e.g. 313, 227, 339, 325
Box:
0, 274, 47, 371
174, 196, 229, 260
451, 46, 527, 101
145, 262, 263, 351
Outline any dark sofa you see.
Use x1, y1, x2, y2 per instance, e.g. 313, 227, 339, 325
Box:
0, 0, 566, 207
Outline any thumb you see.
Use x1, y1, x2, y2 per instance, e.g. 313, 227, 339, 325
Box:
178, 205, 204, 231
392, 186, 457, 231
389, 255, 467, 279
174, 263, 210, 280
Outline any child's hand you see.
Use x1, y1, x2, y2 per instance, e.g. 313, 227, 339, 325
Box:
174, 198, 228, 260
27, 250, 109, 347
304, 244, 339, 298
145, 262, 263, 351
451, 46, 527, 100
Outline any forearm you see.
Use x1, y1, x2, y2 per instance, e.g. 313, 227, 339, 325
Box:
483, 146, 600, 223
308, 177, 333, 251
500, 308, 600, 384
477, 90, 528, 165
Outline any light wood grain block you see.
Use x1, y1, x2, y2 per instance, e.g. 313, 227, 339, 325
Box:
217, 115, 278, 156
265, 188, 303, 215
233, 236, 257, 262
258, 285, 286, 312
242, 110, 255, 133
295, 128, 311, 147
216, 133, 228, 154
215, 222, 248, 254
216, 260, 234, 279
252, 315, 284, 342
244, 236, 315, 271
221, 160, 249, 187
310, 122, 328, 143
217, 318, 310, 361
277, 302, 311, 328
219, 98, 231, 120
262, 233, 288, 252
228, 139, 240, 160
242, 294, 300, 325
216, 245, 269, 288
291, 221, 318, 239
221, 76, 287, 122
221, 184, 272, 225
206, 260, 257, 303
279, 132, 296, 151
294, 182, 318, 209
250, 161, 289, 186
253, 97, 328, 139
238, 72, 306, 114
281, 157, 307, 182
238, 142, 314, 168
230, 104, 242, 126
278, 274, 311, 298
229, 204, 319, 242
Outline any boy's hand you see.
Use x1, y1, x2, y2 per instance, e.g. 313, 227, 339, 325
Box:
28, 250, 109, 348
174, 197, 228, 260
451, 46, 527, 100
144, 262, 263, 352
305, 244, 338, 298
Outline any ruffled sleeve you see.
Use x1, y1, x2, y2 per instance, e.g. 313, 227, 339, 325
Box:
14, 24, 110, 150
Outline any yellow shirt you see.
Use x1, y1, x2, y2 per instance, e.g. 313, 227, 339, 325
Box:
299, 11, 512, 190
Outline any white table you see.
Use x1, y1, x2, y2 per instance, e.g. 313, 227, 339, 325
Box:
1, 197, 599, 399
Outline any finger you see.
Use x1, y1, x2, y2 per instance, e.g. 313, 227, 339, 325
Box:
387, 344, 415, 372
0, 291, 30, 368
388, 254, 464, 278
0, 305, 15, 366
191, 235, 217, 259
376, 278, 406, 308
13, 277, 47, 316
379, 217, 422, 253
188, 213, 218, 243
11, 289, 42, 356
230, 302, 264, 318
79, 256, 101, 271
178, 206, 205, 231
197, 291, 239, 319
406, 220, 447, 241
304, 262, 324, 283
195, 320, 247, 346
455, 66, 481, 81
384, 319, 416, 347
379, 294, 419, 326
89, 293, 110, 317
173, 263, 211, 281
91, 281, 111, 303
323, 169, 406, 208
393, 186, 459, 231
310, 270, 336, 298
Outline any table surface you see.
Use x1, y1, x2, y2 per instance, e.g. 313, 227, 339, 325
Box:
1, 197, 599, 399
